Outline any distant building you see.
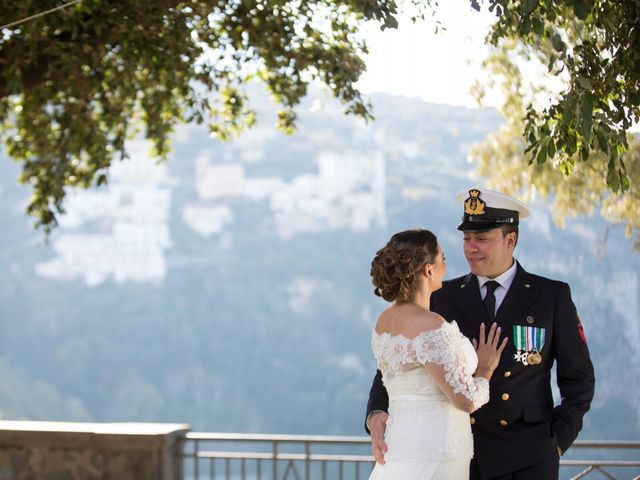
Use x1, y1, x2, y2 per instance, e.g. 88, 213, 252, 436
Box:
35, 142, 173, 285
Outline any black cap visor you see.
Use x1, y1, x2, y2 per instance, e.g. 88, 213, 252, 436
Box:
457, 207, 519, 232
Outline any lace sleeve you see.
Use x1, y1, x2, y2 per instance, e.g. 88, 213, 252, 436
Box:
413, 322, 489, 410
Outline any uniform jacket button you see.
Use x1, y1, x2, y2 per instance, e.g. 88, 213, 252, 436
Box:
499, 420, 508, 426
502, 393, 510, 401
503, 371, 512, 378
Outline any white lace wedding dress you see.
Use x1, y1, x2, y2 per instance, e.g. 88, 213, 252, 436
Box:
369, 321, 490, 480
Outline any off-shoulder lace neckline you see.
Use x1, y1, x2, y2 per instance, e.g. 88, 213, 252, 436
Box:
373, 320, 457, 341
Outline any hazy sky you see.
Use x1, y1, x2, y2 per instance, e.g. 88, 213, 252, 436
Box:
356, 3, 498, 108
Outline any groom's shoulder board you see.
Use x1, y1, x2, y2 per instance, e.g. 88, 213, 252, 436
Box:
441, 274, 471, 290
522, 270, 569, 291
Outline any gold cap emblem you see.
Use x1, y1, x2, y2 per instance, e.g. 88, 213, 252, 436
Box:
464, 189, 486, 215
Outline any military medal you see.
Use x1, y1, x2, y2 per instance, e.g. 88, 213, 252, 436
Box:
527, 351, 542, 365
513, 325, 545, 366
514, 350, 529, 365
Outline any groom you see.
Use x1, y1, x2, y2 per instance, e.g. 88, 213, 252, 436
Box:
365, 188, 595, 479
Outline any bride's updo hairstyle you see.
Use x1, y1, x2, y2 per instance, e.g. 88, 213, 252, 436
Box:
371, 229, 438, 303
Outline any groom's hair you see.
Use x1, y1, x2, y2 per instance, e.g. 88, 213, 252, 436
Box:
500, 224, 519, 247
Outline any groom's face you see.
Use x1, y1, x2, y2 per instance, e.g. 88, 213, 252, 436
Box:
462, 228, 515, 278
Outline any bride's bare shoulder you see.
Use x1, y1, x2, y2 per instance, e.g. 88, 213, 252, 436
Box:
405, 311, 446, 338
374, 306, 447, 339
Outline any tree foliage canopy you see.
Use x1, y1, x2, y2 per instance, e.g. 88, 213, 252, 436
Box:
1, 0, 421, 230
471, 0, 640, 248
1, 0, 639, 234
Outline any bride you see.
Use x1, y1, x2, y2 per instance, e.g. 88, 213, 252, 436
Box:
368, 230, 506, 480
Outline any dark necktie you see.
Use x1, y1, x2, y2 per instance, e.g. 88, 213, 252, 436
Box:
483, 280, 500, 322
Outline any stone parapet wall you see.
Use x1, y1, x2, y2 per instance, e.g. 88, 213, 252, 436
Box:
0, 421, 190, 480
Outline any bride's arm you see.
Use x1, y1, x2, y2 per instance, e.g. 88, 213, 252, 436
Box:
416, 322, 506, 413
424, 363, 489, 413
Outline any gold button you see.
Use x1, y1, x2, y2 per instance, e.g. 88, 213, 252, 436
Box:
503, 371, 512, 378
502, 393, 510, 401
470, 417, 475, 425
500, 420, 508, 426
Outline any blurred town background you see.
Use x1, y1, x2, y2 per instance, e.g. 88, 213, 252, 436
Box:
1, 88, 638, 441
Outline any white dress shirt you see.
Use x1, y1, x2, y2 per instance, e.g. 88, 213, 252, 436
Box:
477, 260, 518, 314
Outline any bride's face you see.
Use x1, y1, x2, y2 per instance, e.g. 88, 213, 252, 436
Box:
430, 245, 447, 290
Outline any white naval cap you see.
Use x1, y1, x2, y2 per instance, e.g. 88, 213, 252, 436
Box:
455, 188, 530, 231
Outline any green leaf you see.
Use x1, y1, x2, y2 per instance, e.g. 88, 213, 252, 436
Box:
558, 160, 572, 176
382, 15, 399, 30
96, 173, 108, 186
565, 132, 578, 156
547, 139, 556, 158
536, 143, 547, 164
580, 94, 594, 141
596, 129, 609, 153
552, 33, 565, 52
606, 158, 620, 192
523, 0, 539, 14
573, 0, 592, 20
532, 17, 544, 35
580, 144, 590, 162
620, 170, 631, 191
576, 76, 592, 90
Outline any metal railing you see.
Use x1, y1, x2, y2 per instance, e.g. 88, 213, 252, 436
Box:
181, 433, 373, 480
561, 441, 640, 480
180, 433, 640, 480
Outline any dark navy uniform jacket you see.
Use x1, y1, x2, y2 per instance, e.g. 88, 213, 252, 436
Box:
366, 262, 595, 479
